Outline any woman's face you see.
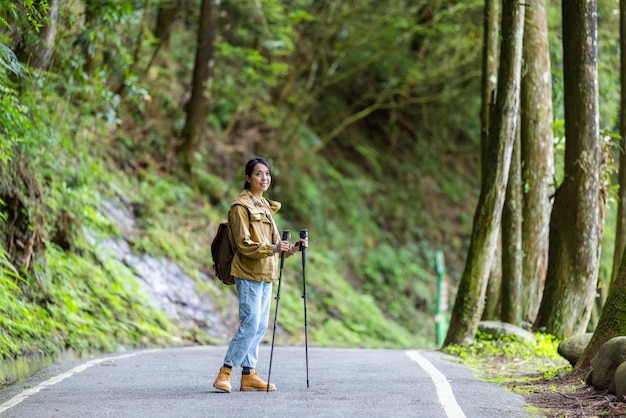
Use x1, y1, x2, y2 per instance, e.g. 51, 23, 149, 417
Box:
247, 163, 271, 195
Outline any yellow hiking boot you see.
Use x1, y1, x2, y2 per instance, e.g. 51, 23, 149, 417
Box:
240, 370, 276, 392
213, 367, 232, 393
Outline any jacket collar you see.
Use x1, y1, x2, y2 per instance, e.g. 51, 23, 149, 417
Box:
233, 190, 281, 213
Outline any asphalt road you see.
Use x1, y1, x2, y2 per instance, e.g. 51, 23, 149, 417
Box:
0, 345, 536, 417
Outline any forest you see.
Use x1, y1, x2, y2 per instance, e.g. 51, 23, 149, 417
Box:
0, 0, 625, 392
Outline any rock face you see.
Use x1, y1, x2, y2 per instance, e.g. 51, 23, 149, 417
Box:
478, 321, 537, 344
558, 333, 593, 366
588, 336, 626, 393
98, 198, 238, 341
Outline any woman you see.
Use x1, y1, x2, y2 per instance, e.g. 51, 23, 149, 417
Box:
213, 157, 308, 393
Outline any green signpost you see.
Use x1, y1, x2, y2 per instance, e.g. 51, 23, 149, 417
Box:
435, 250, 449, 347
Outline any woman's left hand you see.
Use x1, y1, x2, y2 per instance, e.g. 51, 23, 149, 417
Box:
293, 238, 308, 252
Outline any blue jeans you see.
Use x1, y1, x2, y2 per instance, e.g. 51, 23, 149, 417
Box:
223, 278, 273, 369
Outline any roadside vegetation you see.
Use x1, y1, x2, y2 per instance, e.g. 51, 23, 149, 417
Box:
444, 333, 569, 416
444, 332, 569, 379
445, 333, 626, 417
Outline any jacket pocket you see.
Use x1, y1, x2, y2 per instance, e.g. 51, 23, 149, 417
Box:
249, 211, 270, 224
249, 210, 274, 245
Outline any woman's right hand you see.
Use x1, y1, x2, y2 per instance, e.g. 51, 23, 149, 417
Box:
275, 240, 291, 253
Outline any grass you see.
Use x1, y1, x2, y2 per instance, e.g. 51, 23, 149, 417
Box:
443, 331, 571, 383
442, 331, 626, 417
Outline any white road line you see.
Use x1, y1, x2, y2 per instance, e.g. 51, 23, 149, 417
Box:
406, 350, 467, 418
0, 349, 159, 414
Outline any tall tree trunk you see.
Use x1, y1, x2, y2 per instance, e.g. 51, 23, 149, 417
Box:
533, 0, 605, 339
479, 0, 501, 322
483, 237, 501, 320
177, 0, 217, 173
577, 0, 626, 369
501, 124, 522, 325
155, 0, 177, 47
444, 0, 525, 346
520, 0, 554, 323
577, 246, 626, 368
144, 0, 178, 75
481, 0, 500, 178
613, 0, 626, 287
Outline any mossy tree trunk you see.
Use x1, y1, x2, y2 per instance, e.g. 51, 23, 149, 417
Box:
480, 0, 500, 177
612, 0, 626, 288
577, 0, 626, 369
501, 125, 522, 325
520, 0, 554, 324
483, 237, 502, 320
479, 0, 501, 322
533, 0, 605, 339
577, 246, 626, 368
444, 0, 525, 346
177, 0, 217, 173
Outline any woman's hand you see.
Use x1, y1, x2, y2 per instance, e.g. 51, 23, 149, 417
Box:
292, 238, 308, 252
275, 240, 291, 253
275, 238, 308, 254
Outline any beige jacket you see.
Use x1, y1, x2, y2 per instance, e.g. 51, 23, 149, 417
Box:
228, 190, 291, 283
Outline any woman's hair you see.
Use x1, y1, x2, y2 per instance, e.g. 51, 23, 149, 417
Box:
243, 157, 272, 190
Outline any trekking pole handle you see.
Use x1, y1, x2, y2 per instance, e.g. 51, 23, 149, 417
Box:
280, 230, 290, 269
299, 229, 307, 268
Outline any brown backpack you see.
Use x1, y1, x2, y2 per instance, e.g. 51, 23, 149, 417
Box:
210, 222, 235, 285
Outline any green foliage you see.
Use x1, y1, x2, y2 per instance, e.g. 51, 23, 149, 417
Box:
0, 45, 31, 164
443, 331, 571, 383
0, 247, 57, 359
0, 1, 180, 362
209, 0, 310, 130
0, 1, 48, 44
44, 245, 174, 354
274, 250, 434, 349
548, 1, 620, 132
362, 243, 437, 334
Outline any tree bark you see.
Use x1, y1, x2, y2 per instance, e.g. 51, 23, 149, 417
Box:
612, 0, 626, 287
483, 236, 501, 320
145, 0, 178, 75
533, 0, 605, 339
155, 0, 178, 47
444, 0, 525, 346
577, 246, 626, 368
481, 0, 500, 179
479, 0, 501, 323
177, 0, 217, 173
576, 0, 626, 369
501, 124, 522, 325
520, 0, 554, 323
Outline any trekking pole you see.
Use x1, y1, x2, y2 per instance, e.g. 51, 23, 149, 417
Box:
267, 229, 290, 392
299, 229, 310, 388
